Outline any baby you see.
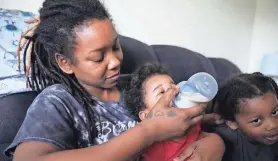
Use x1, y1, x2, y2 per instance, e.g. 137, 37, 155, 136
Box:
125, 64, 214, 161
213, 72, 278, 161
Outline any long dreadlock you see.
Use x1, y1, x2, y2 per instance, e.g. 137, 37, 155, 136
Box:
17, 17, 39, 85
17, 0, 112, 134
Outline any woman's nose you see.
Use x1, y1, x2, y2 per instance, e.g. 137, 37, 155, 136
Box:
107, 53, 121, 70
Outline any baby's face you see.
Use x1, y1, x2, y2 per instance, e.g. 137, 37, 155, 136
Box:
235, 92, 278, 145
142, 74, 176, 110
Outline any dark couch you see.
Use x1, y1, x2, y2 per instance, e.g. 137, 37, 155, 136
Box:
0, 35, 241, 161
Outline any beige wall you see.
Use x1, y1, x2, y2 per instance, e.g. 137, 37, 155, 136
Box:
0, 0, 44, 13
104, 0, 256, 72
248, 0, 278, 72
1, 0, 277, 72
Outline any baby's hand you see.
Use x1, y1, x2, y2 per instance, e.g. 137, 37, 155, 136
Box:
173, 133, 224, 161
173, 142, 197, 161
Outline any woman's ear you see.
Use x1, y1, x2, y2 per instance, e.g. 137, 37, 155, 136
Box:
55, 53, 74, 74
139, 109, 150, 121
225, 120, 238, 130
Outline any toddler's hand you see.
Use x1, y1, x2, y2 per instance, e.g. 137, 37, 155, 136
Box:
202, 113, 224, 125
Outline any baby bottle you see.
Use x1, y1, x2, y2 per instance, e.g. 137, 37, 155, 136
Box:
173, 72, 218, 108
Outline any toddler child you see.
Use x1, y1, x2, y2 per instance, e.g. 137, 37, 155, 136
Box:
213, 72, 278, 161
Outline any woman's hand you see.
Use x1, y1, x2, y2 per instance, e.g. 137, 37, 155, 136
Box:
140, 87, 206, 144
173, 133, 225, 161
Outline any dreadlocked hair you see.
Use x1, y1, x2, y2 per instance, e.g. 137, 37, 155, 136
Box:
124, 64, 169, 121
19, 0, 112, 132
215, 72, 278, 121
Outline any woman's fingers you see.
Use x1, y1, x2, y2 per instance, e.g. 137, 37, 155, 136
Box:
190, 115, 204, 126
163, 87, 179, 107
181, 104, 206, 120
151, 87, 179, 111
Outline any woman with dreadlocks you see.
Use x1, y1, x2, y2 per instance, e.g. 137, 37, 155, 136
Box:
5, 0, 224, 161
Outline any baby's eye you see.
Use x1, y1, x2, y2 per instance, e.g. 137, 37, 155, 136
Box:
251, 119, 262, 126
156, 90, 165, 97
272, 110, 278, 116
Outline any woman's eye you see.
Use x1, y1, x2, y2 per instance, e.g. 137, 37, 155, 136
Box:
272, 110, 278, 116
251, 119, 262, 126
91, 53, 104, 63
94, 57, 104, 63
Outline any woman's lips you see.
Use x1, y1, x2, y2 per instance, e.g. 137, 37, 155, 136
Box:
106, 72, 120, 81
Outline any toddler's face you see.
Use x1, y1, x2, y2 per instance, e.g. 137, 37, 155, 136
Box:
235, 92, 278, 145
139, 74, 177, 120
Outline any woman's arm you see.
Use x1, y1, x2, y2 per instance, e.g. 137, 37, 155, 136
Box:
13, 88, 206, 161
14, 123, 151, 161
174, 133, 225, 161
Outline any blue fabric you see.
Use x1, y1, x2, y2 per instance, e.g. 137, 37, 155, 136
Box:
0, 8, 35, 96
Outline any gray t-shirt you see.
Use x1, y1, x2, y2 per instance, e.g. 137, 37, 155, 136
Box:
214, 124, 278, 161
5, 84, 137, 157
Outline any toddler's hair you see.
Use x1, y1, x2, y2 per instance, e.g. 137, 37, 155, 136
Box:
215, 72, 278, 121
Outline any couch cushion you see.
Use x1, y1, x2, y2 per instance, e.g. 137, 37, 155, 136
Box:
0, 143, 11, 161
152, 45, 217, 83
209, 58, 242, 84
0, 91, 38, 143
119, 35, 159, 74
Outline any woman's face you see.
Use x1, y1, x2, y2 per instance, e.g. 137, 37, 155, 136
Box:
70, 19, 123, 90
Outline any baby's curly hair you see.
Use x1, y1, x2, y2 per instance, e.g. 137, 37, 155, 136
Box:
124, 64, 169, 121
